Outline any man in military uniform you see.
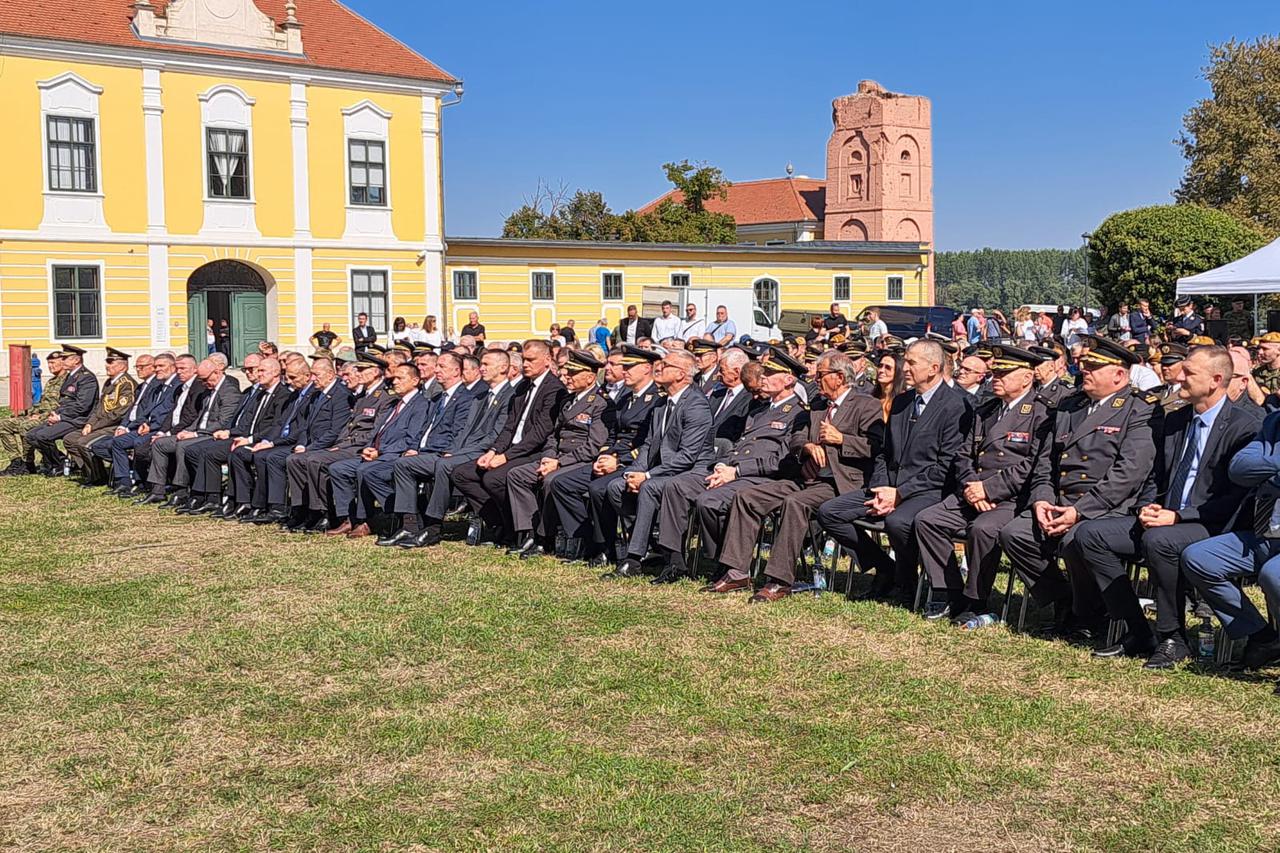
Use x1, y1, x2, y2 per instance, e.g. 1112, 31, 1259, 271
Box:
283, 353, 395, 532
706, 351, 883, 599
1225, 298, 1253, 343
835, 337, 876, 394
648, 347, 810, 585
1152, 343, 1189, 414
0, 351, 65, 474
914, 344, 1053, 624
508, 350, 616, 559
1169, 295, 1204, 341
690, 339, 722, 394
551, 344, 659, 565
998, 335, 1160, 637
64, 347, 138, 485
1250, 331, 1280, 406
1030, 343, 1074, 409
24, 345, 100, 475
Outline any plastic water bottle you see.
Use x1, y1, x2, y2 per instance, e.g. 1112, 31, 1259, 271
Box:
822, 538, 836, 565
962, 614, 999, 631
1197, 616, 1216, 663
813, 565, 829, 592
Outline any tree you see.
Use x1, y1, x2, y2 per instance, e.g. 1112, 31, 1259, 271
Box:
662, 160, 731, 213
935, 248, 1088, 310
1176, 36, 1280, 237
1087, 204, 1266, 318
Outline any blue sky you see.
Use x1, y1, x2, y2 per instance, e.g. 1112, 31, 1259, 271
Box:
352, 0, 1279, 251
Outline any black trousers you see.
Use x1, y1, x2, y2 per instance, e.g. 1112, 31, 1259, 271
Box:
452, 452, 537, 535
546, 462, 597, 540
914, 495, 1014, 607
998, 508, 1126, 623
656, 471, 766, 556
286, 447, 359, 511
817, 489, 936, 590
1072, 516, 1209, 638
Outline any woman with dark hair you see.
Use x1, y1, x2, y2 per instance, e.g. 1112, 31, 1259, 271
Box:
873, 352, 906, 422
805, 314, 827, 343
391, 316, 411, 345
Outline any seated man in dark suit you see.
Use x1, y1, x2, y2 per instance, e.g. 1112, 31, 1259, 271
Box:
652, 347, 810, 584
914, 344, 1053, 625
97, 352, 178, 496
709, 351, 884, 599
706, 347, 752, 456
325, 363, 432, 537
998, 336, 1159, 638
219, 357, 318, 520
552, 344, 660, 566
126, 355, 203, 498
600, 348, 714, 579
388, 349, 517, 548
816, 339, 974, 604
345, 352, 473, 539
1074, 344, 1260, 666
452, 340, 567, 546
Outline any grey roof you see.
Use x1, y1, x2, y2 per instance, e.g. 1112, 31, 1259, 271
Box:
444, 236, 925, 256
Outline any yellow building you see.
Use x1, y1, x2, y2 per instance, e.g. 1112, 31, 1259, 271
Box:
0, 0, 458, 392
444, 237, 930, 340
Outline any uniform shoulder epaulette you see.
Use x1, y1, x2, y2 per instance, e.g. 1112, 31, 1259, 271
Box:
1142, 392, 1161, 405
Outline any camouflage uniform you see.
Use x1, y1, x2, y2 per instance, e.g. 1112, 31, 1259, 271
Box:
0, 371, 66, 461
1252, 366, 1280, 397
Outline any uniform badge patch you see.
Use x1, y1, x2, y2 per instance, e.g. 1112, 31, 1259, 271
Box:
644, 394, 653, 402
575, 413, 592, 424
782, 404, 793, 413
362, 407, 376, 416
1112, 397, 1125, 408
1097, 425, 1120, 434
770, 420, 786, 430
66, 385, 76, 393
1006, 431, 1030, 443
1020, 403, 1033, 414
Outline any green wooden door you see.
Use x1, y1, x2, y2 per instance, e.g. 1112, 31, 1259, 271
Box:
231, 291, 267, 366
186, 292, 207, 358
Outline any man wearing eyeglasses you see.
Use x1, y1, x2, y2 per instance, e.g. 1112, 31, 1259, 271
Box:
954, 355, 988, 398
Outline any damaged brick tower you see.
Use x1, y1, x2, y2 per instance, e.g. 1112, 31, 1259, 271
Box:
823, 80, 934, 288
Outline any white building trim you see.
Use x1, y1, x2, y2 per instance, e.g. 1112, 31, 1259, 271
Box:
45, 259, 108, 345
148, 244, 171, 347
289, 78, 312, 238
421, 94, 444, 318
294, 247, 313, 347
38, 71, 108, 235
197, 83, 260, 239
342, 99, 393, 242
141, 63, 167, 236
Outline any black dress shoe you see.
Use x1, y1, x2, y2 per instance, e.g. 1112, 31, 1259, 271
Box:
402, 525, 443, 548
135, 492, 166, 505
1143, 637, 1193, 669
650, 565, 689, 585
1240, 635, 1280, 671
1092, 631, 1156, 659
586, 553, 610, 570
188, 500, 219, 516
507, 531, 533, 555
923, 601, 952, 621
377, 529, 413, 547
465, 519, 482, 546
603, 558, 643, 580
305, 517, 331, 534
853, 579, 897, 602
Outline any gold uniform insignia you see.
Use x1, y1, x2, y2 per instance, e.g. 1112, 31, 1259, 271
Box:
587, 395, 596, 403
1144, 393, 1161, 404
782, 404, 793, 413
1020, 403, 1033, 414
644, 394, 653, 402
1112, 397, 1125, 408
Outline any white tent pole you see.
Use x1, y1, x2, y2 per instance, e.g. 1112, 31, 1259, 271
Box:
1256, 293, 1260, 335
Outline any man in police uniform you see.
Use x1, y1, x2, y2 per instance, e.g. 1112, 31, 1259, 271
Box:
707, 351, 883, 599
914, 344, 1052, 624
1152, 343, 1189, 414
690, 339, 722, 394
283, 352, 395, 532
1029, 343, 1074, 409
649, 347, 810, 584
1169, 295, 1204, 341
552, 344, 659, 564
998, 335, 1160, 637
64, 347, 138, 485
0, 351, 66, 474
835, 336, 876, 394
24, 344, 100, 475
508, 350, 615, 558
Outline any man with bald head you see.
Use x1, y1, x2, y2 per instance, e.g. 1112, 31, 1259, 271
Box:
817, 339, 974, 603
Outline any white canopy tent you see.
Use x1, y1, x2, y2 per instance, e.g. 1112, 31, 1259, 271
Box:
1176, 236, 1280, 333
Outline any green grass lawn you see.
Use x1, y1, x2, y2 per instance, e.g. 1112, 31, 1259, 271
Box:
0, 478, 1278, 851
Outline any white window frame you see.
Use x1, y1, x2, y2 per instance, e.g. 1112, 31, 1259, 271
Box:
342, 100, 394, 241
346, 138, 388, 207
38, 72, 107, 233
204, 126, 252, 200
198, 84, 259, 238
46, 259, 107, 344
886, 275, 905, 303
531, 269, 556, 302
451, 267, 479, 302
45, 115, 99, 194
751, 276, 780, 327
833, 274, 851, 303
601, 270, 624, 303
347, 265, 393, 338
669, 271, 691, 291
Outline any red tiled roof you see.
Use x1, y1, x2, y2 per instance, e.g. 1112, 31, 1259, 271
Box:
638, 177, 826, 225
0, 0, 456, 85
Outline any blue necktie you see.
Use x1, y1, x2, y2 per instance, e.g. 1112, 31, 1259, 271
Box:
281, 387, 312, 439
1167, 416, 1202, 511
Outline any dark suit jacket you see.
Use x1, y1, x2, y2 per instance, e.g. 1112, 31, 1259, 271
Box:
709, 384, 751, 443
491, 371, 567, 461
871, 381, 973, 502
614, 316, 652, 344
452, 382, 517, 459
1156, 398, 1261, 532
56, 365, 100, 426
169, 379, 206, 433
788, 392, 884, 495
289, 381, 353, 450
353, 325, 377, 349
233, 381, 292, 442
263, 384, 317, 446
628, 386, 715, 478
194, 377, 244, 435
953, 393, 1053, 508
124, 377, 172, 431
368, 391, 431, 458
416, 384, 472, 454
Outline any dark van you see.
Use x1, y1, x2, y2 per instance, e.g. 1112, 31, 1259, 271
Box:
863, 305, 956, 339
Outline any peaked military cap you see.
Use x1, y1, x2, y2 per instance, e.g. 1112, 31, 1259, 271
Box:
1080, 334, 1140, 367
366, 343, 388, 354
60, 344, 87, 356
880, 334, 906, 353
619, 343, 661, 366
687, 338, 722, 355
924, 331, 959, 354
803, 343, 825, 363
1028, 345, 1060, 363
1174, 296, 1194, 308
507, 342, 524, 353
760, 346, 807, 377
46, 350, 65, 361
736, 340, 767, 360
989, 344, 1040, 371
355, 353, 389, 370
564, 350, 603, 373
1158, 342, 1188, 365
411, 343, 437, 356
1256, 331, 1280, 345
1188, 335, 1216, 347
104, 346, 131, 362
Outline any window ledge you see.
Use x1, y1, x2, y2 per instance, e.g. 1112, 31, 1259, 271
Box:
44, 189, 105, 199
204, 197, 256, 205
346, 203, 392, 211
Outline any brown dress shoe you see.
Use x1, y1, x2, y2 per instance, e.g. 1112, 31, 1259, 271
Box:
749, 583, 791, 604
699, 575, 751, 594
325, 520, 353, 537
345, 522, 372, 539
